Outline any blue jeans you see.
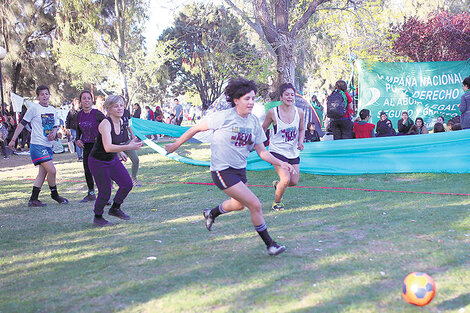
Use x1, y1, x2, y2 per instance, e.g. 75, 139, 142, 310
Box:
70, 129, 83, 158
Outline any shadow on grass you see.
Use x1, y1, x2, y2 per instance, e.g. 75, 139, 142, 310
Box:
437, 293, 470, 310
2, 154, 470, 312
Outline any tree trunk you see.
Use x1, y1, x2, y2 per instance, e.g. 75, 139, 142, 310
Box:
274, 34, 296, 91
115, 0, 129, 103
12, 62, 22, 94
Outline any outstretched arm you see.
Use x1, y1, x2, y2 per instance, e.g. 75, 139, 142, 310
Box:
165, 120, 209, 153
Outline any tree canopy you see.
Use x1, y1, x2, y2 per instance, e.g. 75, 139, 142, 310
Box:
391, 11, 470, 62
157, 3, 270, 108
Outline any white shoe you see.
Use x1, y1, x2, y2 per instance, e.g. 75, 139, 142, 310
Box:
267, 242, 286, 256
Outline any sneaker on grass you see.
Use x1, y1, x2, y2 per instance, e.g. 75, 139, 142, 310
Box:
28, 199, 46, 207
93, 216, 113, 227
267, 242, 286, 256
271, 201, 285, 211
53, 196, 69, 204
108, 207, 130, 220
80, 193, 96, 203
203, 208, 214, 231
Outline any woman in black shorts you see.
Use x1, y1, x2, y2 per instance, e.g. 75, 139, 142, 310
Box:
165, 78, 295, 256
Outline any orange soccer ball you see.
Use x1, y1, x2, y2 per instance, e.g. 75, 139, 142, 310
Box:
402, 272, 436, 306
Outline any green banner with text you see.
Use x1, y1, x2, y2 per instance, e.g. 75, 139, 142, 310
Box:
357, 60, 470, 128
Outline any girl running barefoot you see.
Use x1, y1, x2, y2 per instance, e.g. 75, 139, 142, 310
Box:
88, 95, 143, 226
262, 83, 304, 211
165, 78, 295, 256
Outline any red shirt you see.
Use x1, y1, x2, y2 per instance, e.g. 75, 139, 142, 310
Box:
353, 121, 375, 138
343, 92, 354, 118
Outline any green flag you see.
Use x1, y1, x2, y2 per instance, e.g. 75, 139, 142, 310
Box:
357, 60, 470, 128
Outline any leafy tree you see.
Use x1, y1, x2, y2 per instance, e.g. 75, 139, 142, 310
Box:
301, 0, 403, 93
223, 0, 370, 93
391, 10, 470, 62
0, 0, 76, 106
54, 0, 149, 102
158, 3, 269, 109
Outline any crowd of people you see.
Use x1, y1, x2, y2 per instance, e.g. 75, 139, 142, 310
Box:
1, 75, 470, 254
305, 76, 470, 141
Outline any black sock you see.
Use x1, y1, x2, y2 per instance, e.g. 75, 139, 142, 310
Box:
95, 214, 103, 218
210, 203, 226, 219
111, 202, 121, 210
30, 186, 41, 201
255, 222, 273, 247
49, 185, 59, 200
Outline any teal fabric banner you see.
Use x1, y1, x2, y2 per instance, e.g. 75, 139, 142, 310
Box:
131, 118, 470, 175
357, 60, 470, 128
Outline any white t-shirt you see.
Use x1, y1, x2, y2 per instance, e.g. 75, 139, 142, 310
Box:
269, 106, 300, 158
22, 103, 59, 147
206, 108, 266, 171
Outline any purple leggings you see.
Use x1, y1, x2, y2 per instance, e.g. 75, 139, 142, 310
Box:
88, 155, 133, 215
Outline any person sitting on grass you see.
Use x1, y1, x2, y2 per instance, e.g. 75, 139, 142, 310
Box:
376, 118, 396, 137
433, 122, 445, 133
397, 111, 414, 135
165, 77, 295, 256
304, 121, 320, 142
436, 116, 450, 131
8, 85, 69, 207
410, 117, 429, 134
376, 111, 388, 129
353, 109, 375, 138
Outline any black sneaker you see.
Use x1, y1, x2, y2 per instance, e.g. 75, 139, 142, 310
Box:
28, 199, 46, 207
267, 242, 286, 256
203, 208, 214, 231
53, 196, 69, 204
80, 194, 96, 203
108, 207, 130, 220
93, 216, 113, 227
106, 200, 112, 206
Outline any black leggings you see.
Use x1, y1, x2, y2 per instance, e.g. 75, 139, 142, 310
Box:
83, 143, 95, 191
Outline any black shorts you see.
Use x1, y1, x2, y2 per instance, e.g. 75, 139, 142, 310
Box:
211, 167, 247, 190
270, 151, 300, 165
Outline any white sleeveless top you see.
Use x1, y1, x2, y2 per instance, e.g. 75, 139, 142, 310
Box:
269, 106, 300, 158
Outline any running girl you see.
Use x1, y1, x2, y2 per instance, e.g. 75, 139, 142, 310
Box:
165, 78, 294, 256
262, 83, 304, 211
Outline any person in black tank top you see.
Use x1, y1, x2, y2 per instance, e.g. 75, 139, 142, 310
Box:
87, 95, 143, 227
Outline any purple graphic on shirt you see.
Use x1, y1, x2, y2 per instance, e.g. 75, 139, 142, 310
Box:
281, 126, 297, 142
231, 127, 253, 147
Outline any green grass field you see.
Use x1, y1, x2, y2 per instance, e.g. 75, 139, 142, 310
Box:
1, 145, 469, 312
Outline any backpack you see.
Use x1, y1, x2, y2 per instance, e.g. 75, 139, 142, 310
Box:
326, 90, 347, 119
